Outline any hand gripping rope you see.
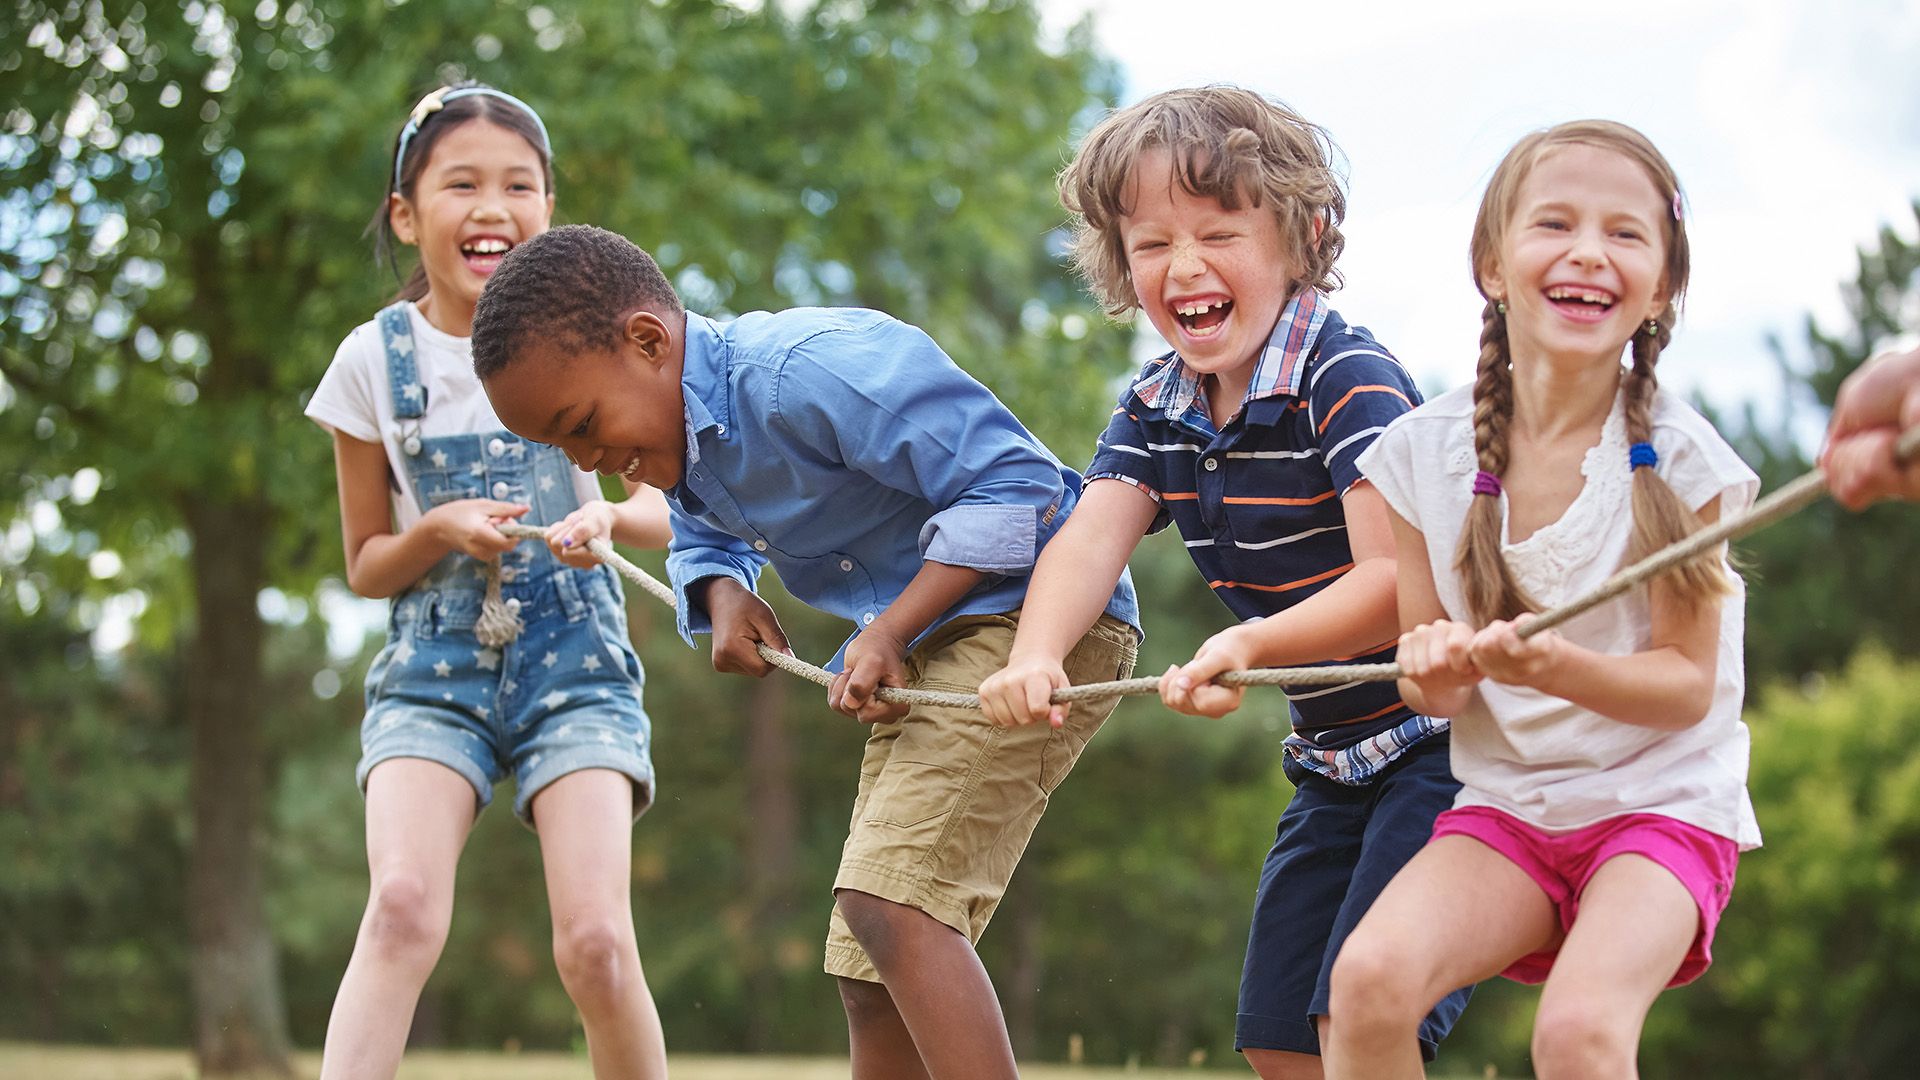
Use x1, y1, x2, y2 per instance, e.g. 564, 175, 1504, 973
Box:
497, 424, 1918, 713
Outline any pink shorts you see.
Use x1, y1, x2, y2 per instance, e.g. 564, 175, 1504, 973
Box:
1431, 805, 1739, 986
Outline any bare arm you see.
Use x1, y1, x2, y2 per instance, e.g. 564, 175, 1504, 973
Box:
832, 560, 987, 723
1161, 481, 1405, 717
977, 479, 1158, 727
1470, 498, 1725, 730
331, 430, 524, 599
1385, 503, 1480, 719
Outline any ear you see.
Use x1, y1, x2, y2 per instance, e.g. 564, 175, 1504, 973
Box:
623, 308, 675, 367
1648, 274, 1673, 323
1477, 258, 1506, 305
388, 192, 417, 246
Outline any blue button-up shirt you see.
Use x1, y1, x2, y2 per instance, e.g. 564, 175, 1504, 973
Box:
665, 307, 1138, 668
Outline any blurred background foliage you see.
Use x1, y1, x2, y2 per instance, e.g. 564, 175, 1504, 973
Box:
0, 0, 1914, 1076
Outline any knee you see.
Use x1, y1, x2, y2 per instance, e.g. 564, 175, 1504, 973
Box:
1531, 1003, 1635, 1079
835, 890, 912, 968
361, 873, 449, 966
552, 916, 638, 1009
835, 974, 899, 1029
1326, 933, 1426, 1038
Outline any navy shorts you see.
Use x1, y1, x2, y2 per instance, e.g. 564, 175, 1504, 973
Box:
1236, 733, 1471, 1060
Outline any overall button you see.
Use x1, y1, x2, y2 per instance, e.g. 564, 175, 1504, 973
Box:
488, 437, 506, 457
402, 435, 422, 456
491, 481, 511, 499
1203, 457, 1219, 472
752, 540, 768, 552
839, 559, 853, 572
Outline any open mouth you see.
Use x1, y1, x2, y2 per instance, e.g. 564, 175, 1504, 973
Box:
618, 452, 644, 481
1173, 298, 1233, 336
1544, 285, 1616, 320
461, 236, 513, 274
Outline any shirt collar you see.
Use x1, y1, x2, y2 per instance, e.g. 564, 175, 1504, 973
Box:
1130, 288, 1329, 418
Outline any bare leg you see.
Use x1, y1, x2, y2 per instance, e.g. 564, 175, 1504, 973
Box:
1325, 836, 1560, 1080
835, 889, 1018, 1080
1529, 855, 1697, 1080
838, 976, 934, 1080
533, 768, 668, 1080
320, 759, 477, 1080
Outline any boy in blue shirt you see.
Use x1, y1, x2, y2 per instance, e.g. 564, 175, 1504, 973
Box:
979, 87, 1471, 1076
473, 224, 1138, 1080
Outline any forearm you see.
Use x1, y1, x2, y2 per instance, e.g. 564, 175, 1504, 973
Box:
869, 561, 987, 647
608, 485, 672, 549
1005, 520, 1133, 665
1239, 556, 1400, 668
1532, 643, 1715, 730
1396, 677, 1472, 719
346, 520, 458, 599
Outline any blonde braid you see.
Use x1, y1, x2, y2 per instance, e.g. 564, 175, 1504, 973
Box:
1623, 312, 1733, 607
1454, 299, 1540, 625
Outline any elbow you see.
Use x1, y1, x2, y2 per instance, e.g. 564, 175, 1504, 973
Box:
344, 566, 394, 601
1657, 682, 1717, 731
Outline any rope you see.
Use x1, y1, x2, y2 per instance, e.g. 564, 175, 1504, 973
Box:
500, 422, 1918, 711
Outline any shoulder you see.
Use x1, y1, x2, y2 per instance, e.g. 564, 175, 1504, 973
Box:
1308, 311, 1420, 396
1649, 388, 1759, 510
724, 307, 922, 364
1362, 384, 1477, 464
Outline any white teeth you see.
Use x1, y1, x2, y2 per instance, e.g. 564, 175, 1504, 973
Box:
620, 455, 642, 479
1546, 286, 1613, 305
463, 238, 511, 255
1176, 300, 1228, 317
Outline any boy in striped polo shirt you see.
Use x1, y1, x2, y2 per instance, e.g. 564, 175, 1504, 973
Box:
980, 86, 1472, 1075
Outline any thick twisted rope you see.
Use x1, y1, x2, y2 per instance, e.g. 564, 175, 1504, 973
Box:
501, 422, 1917, 711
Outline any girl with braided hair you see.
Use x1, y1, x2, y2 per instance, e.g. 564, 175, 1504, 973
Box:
1323, 121, 1761, 1079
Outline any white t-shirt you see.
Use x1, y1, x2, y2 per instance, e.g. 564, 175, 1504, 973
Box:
304, 302, 602, 530
1358, 382, 1763, 850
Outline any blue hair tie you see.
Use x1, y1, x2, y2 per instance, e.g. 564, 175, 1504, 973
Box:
393, 86, 552, 191
1629, 442, 1658, 470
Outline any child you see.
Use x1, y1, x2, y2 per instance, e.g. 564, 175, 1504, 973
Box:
1825, 346, 1920, 508
1327, 120, 1762, 1079
303, 84, 672, 1080
470, 223, 1140, 1080
978, 86, 1470, 1078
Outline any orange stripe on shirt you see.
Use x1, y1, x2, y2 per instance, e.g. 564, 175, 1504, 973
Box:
1208, 562, 1353, 593
1221, 490, 1338, 507
1162, 491, 1200, 501
1317, 384, 1412, 435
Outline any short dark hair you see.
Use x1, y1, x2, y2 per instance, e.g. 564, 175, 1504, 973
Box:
472, 224, 683, 379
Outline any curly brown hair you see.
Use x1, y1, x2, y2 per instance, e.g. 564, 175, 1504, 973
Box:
1059, 85, 1347, 317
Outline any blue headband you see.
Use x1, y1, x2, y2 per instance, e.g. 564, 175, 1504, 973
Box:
392, 86, 552, 191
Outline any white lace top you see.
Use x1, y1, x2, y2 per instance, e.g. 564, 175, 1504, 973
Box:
1358, 382, 1763, 849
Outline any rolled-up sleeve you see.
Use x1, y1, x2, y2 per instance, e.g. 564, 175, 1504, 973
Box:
773, 317, 1065, 574
664, 506, 766, 645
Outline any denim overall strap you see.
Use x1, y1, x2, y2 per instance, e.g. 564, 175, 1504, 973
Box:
379, 302, 427, 420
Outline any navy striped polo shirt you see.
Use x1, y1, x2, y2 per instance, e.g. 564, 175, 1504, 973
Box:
1085, 288, 1443, 783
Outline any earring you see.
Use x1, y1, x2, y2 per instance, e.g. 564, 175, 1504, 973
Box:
1494, 299, 1507, 316
1643, 318, 1659, 337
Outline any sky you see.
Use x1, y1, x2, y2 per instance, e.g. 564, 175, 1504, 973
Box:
1035, 0, 1920, 417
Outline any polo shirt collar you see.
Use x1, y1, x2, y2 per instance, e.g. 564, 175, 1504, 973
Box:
1130, 288, 1329, 418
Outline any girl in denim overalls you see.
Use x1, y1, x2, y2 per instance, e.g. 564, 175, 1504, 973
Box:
304, 84, 670, 1079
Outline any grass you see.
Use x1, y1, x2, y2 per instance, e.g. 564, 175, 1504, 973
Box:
0, 1042, 1265, 1078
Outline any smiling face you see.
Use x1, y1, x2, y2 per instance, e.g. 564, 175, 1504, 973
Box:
389, 118, 553, 333
482, 309, 689, 490
1118, 147, 1299, 403
1480, 143, 1672, 371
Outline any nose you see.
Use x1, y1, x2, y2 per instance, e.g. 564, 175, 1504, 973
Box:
1168, 239, 1204, 279
1567, 224, 1608, 269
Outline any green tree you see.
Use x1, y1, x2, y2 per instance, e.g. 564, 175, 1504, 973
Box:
1722, 204, 1920, 681
3, 0, 1128, 1068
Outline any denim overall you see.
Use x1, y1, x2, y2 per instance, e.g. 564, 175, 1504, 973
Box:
357, 303, 655, 825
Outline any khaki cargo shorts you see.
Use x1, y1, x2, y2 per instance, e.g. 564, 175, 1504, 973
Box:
824, 610, 1138, 983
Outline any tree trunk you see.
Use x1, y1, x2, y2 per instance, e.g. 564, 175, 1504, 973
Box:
1003, 883, 1043, 1060
743, 671, 797, 1052
184, 496, 295, 1079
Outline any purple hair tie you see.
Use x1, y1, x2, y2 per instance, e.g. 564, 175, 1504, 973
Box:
1472, 470, 1503, 497
1629, 442, 1659, 470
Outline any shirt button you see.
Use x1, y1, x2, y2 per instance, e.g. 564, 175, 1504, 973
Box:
1203, 457, 1219, 472
717, 425, 727, 436
752, 540, 768, 552
862, 612, 875, 625
839, 559, 853, 572
492, 481, 510, 499
488, 437, 506, 456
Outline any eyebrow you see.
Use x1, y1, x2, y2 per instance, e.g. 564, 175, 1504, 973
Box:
542, 405, 575, 439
